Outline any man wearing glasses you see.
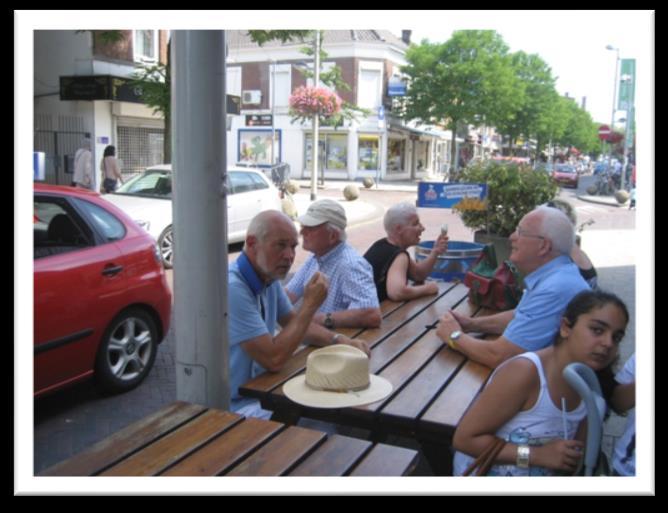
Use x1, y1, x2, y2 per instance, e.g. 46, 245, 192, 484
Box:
436, 206, 589, 369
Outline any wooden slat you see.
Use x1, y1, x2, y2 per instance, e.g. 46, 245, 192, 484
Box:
161, 417, 284, 476
419, 359, 491, 434
368, 283, 469, 374
288, 435, 372, 476
226, 425, 326, 476
100, 409, 242, 476
349, 443, 419, 476
39, 401, 206, 476
377, 341, 465, 425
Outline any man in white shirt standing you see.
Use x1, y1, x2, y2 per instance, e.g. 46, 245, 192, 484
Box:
72, 138, 93, 190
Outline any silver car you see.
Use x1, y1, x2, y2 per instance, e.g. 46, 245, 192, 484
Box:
105, 164, 283, 268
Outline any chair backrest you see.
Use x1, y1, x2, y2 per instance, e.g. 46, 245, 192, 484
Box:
47, 214, 81, 245
563, 362, 608, 476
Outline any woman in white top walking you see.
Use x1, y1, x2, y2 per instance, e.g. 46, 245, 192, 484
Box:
100, 145, 123, 193
452, 289, 629, 476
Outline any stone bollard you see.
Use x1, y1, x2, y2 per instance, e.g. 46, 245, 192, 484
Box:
614, 190, 630, 204
362, 177, 375, 189
286, 180, 300, 195
343, 184, 360, 201
281, 196, 298, 219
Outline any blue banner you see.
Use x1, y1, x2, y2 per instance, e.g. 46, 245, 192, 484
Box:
417, 182, 488, 209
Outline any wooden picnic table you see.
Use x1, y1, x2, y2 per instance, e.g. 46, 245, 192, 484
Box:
239, 281, 495, 475
39, 401, 418, 477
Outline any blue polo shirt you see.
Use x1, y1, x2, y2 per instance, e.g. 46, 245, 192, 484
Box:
503, 255, 590, 351
228, 252, 293, 413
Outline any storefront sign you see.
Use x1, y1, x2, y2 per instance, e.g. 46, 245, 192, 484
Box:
246, 114, 273, 127
417, 182, 488, 209
388, 77, 407, 96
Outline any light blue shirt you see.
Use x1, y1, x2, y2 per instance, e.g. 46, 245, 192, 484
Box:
228, 253, 293, 413
286, 242, 379, 312
503, 255, 590, 351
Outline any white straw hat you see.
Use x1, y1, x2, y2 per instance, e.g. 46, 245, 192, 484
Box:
283, 345, 393, 408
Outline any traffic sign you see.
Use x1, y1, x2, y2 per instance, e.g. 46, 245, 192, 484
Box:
598, 125, 611, 141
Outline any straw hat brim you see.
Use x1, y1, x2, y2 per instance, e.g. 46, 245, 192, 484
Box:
283, 374, 393, 409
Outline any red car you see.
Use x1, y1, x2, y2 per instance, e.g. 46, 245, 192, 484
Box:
34, 184, 172, 397
552, 164, 579, 188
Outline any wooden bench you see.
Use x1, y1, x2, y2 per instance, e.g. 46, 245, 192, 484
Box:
239, 281, 496, 475
39, 401, 418, 477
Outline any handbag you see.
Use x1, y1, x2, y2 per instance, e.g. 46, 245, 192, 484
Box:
462, 437, 507, 476
464, 244, 523, 311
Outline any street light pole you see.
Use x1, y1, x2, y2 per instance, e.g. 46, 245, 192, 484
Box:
606, 45, 620, 159
310, 30, 320, 201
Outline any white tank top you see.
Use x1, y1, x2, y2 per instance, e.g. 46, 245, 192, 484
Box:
453, 352, 587, 476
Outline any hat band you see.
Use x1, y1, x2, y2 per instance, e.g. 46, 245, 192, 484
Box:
305, 382, 370, 393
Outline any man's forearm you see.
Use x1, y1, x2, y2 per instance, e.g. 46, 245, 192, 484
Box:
470, 309, 515, 335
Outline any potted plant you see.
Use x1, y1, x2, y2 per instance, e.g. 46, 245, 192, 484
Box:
454, 161, 559, 264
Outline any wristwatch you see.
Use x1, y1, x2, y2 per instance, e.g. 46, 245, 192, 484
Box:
324, 313, 335, 330
448, 330, 462, 350
516, 444, 531, 468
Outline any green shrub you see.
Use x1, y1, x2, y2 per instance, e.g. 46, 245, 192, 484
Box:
455, 162, 559, 237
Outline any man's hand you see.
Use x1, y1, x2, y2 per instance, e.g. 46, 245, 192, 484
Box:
436, 311, 462, 343
336, 335, 370, 357
449, 309, 476, 332
303, 272, 328, 311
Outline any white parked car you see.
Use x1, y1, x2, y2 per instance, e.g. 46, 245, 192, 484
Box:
105, 164, 283, 268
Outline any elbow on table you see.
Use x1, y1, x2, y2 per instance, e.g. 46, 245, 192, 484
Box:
364, 308, 382, 328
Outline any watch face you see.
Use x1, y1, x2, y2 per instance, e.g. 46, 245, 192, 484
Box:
450, 330, 462, 341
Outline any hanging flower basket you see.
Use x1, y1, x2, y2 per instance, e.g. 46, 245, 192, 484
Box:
289, 86, 342, 121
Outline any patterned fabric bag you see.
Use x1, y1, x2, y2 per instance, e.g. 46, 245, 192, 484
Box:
464, 244, 523, 311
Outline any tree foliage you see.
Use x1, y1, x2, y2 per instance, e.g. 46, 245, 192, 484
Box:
401, 30, 523, 171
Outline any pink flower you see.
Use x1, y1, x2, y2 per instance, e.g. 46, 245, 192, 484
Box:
289, 85, 342, 118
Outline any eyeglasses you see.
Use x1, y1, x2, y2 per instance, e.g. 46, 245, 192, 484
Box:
516, 226, 546, 241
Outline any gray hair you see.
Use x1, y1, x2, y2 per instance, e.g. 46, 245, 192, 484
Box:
245, 210, 295, 248
384, 202, 417, 234
325, 222, 347, 242
536, 205, 575, 256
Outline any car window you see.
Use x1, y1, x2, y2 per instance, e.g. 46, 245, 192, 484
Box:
248, 172, 270, 190
229, 171, 257, 194
34, 197, 93, 259
75, 199, 127, 242
116, 170, 172, 198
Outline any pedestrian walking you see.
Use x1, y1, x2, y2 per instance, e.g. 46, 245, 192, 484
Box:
72, 138, 93, 189
100, 145, 123, 193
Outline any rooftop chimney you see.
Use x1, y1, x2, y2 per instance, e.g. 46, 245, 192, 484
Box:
401, 30, 412, 45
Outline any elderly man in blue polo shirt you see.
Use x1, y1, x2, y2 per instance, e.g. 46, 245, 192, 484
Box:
436, 206, 590, 369
228, 209, 369, 419
287, 199, 382, 330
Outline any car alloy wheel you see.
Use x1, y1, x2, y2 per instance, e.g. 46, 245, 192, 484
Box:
95, 308, 158, 393
158, 225, 174, 269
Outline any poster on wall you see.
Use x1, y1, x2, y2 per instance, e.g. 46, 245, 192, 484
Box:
238, 129, 281, 167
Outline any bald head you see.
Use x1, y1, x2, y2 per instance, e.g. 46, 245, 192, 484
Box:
246, 210, 296, 243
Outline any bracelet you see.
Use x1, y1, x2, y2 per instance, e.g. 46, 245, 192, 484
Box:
331, 333, 342, 345
516, 444, 530, 468
447, 338, 457, 350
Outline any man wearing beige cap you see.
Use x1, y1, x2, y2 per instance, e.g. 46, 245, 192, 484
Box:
287, 199, 382, 329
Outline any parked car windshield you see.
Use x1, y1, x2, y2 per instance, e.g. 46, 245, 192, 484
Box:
555, 165, 576, 174
115, 169, 172, 198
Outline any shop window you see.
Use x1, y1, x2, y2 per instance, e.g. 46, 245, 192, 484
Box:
416, 141, 430, 171
358, 135, 379, 171
305, 133, 347, 171
388, 139, 405, 173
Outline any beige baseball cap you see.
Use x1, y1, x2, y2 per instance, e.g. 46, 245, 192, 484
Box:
298, 199, 347, 230
283, 345, 393, 409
